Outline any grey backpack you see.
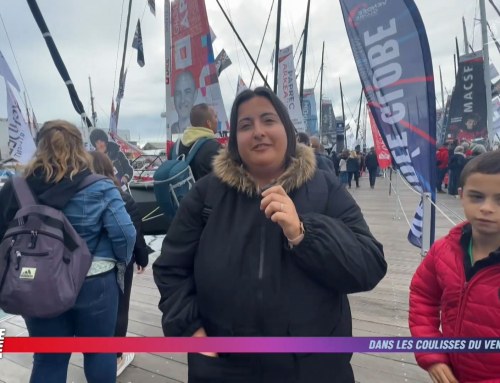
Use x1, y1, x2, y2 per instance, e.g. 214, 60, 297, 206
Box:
0, 174, 107, 318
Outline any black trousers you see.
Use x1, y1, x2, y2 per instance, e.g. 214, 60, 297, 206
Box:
115, 261, 134, 358
368, 168, 377, 187
347, 171, 359, 187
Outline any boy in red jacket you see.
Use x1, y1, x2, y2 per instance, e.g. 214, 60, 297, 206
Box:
409, 150, 500, 383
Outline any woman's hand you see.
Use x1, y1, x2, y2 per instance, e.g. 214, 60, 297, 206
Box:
192, 327, 217, 357
261, 186, 302, 241
136, 265, 145, 274
428, 364, 458, 383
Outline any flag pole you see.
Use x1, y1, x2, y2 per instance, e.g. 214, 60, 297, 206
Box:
273, 0, 281, 94
480, 0, 495, 147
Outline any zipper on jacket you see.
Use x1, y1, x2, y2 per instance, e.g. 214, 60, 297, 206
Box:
258, 226, 265, 280
0, 238, 16, 293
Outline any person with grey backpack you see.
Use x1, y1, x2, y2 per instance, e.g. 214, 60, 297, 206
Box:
0, 121, 136, 383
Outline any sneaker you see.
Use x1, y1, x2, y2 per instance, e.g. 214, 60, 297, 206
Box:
117, 352, 135, 377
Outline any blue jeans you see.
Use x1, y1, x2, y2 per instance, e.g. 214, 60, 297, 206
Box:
24, 270, 119, 383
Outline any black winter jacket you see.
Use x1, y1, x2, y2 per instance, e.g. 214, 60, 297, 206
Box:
365, 152, 378, 170
121, 192, 149, 268
168, 139, 222, 181
107, 141, 134, 184
346, 157, 360, 173
314, 152, 334, 174
153, 145, 386, 383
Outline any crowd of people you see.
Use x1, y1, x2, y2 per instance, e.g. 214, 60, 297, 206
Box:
0, 87, 499, 383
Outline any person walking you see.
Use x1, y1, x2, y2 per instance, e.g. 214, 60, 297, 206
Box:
89, 151, 149, 376
464, 144, 486, 166
364, 147, 379, 189
339, 151, 348, 186
448, 146, 466, 197
346, 150, 360, 189
331, 150, 340, 177
436, 143, 449, 193
0, 120, 136, 383
153, 87, 387, 383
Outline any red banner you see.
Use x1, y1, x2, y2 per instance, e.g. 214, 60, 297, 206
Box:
368, 109, 391, 169
110, 132, 146, 159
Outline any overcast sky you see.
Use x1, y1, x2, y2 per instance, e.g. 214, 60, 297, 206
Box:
0, 0, 499, 146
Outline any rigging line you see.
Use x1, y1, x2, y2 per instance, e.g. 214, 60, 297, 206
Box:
225, 0, 252, 79
223, 0, 243, 77
293, 30, 304, 60
471, 0, 478, 49
113, 0, 126, 98
0, 10, 34, 111
249, 0, 275, 88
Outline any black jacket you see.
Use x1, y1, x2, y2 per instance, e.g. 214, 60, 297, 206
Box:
315, 152, 334, 174
365, 152, 378, 170
107, 141, 134, 184
346, 157, 360, 173
168, 139, 222, 181
121, 192, 149, 268
449, 153, 466, 173
153, 145, 386, 383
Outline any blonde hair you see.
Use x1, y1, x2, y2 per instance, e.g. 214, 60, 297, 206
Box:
349, 150, 357, 159
24, 120, 94, 183
89, 151, 121, 188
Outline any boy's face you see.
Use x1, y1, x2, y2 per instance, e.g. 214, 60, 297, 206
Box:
460, 173, 500, 235
465, 118, 476, 130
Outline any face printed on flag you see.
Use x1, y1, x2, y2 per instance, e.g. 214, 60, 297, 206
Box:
168, 0, 229, 135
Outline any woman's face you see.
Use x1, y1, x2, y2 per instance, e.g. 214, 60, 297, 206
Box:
235, 96, 288, 172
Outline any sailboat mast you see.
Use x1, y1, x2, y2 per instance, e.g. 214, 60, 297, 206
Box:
439, 66, 445, 115
165, 0, 172, 142
489, 0, 500, 16
462, 17, 470, 54
273, 0, 282, 93
488, 22, 500, 54
319, 41, 324, 139
89, 76, 97, 128
114, 0, 133, 126
299, 0, 311, 101
340, 78, 346, 148
355, 89, 363, 140
480, 0, 494, 146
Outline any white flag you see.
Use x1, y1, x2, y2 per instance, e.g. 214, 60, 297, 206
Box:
0, 50, 20, 92
236, 75, 248, 95
490, 63, 499, 79
5, 81, 36, 164
277, 45, 306, 132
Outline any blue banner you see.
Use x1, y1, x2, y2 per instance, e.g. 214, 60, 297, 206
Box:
339, 0, 437, 247
302, 88, 318, 136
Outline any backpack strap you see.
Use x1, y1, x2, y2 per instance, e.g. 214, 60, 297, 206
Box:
185, 138, 210, 165
201, 175, 226, 225
76, 174, 108, 193
12, 177, 37, 208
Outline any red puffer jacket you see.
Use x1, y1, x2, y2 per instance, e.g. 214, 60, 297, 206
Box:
409, 223, 500, 382
436, 147, 449, 169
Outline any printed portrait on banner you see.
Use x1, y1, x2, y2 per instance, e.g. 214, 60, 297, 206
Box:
169, 0, 228, 135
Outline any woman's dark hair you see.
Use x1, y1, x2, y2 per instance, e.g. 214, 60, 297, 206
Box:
89, 129, 109, 147
228, 87, 297, 165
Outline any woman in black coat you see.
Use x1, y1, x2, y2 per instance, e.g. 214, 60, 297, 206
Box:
346, 151, 360, 189
153, 88, 386, 383
89, 151, 149, 376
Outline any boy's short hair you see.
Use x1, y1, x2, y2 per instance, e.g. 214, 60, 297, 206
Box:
459, 150, 500, 187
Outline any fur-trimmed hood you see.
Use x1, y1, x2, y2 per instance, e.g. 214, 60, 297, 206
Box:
212, 144, 317, 196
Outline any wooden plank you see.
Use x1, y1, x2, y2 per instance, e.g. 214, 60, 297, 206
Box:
117, 365, 183, 383
127, 319, 164, 337
351, 353, 428, 381
1, 322, 27, 337
131, 353, 188, 382
5, 316, 26, 329
0, 358, 32, 383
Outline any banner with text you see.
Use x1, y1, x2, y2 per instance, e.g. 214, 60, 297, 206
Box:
340, 0, 437, 248
302, 88, 318, 136
446, 52, 487, 142
277, 45, 306, 132
321, 99, 336, 149
169, 0, 229, 134
369, 107, 391, 168
5, 82, 36, 164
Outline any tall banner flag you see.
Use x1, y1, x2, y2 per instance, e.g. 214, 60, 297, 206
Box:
236, 75, 248, 95
5, 82, 36, 164
149, 0, 156, 16
169, 0, 229, 134
116, 69, 128, 103
0, 50, 20, 92
321, 99, 336, 148
368, 108, 391, 168
446, 52, 487, 142
215, 49, 232, 76
302, 88, 318, 136
277, 45, 306, 132
340, 0, 437, 248
132, 20, 145, 67
110, 99, 117, 134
